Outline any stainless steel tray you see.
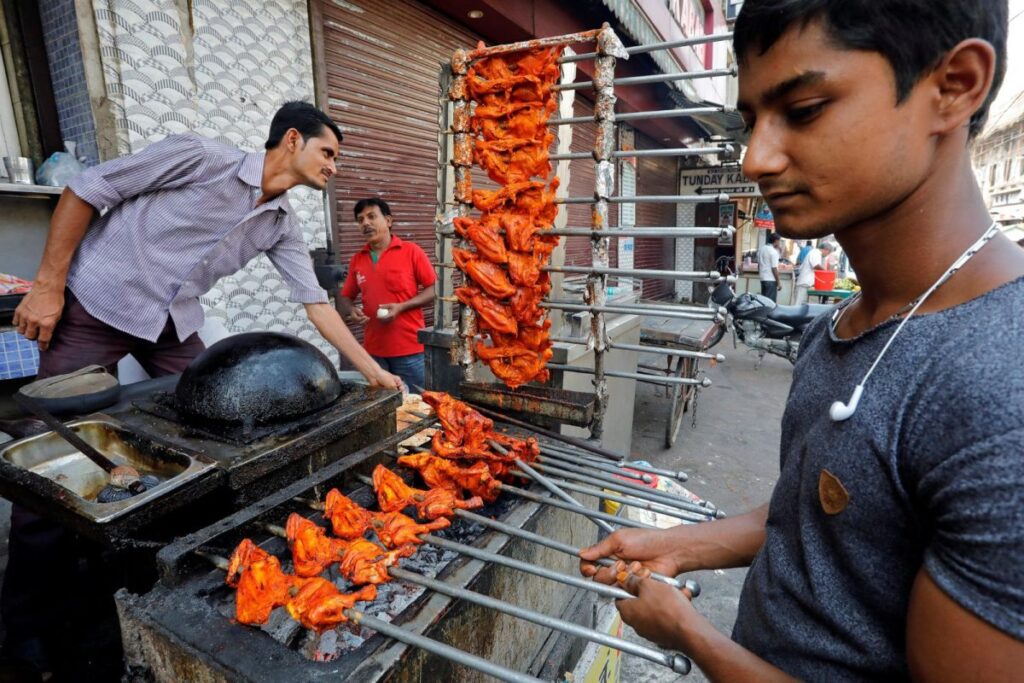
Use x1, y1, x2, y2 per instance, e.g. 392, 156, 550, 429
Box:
0, 415, 217, 527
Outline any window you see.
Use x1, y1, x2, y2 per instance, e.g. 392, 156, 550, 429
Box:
1018, 156, 1024, 178
1004, 158, 1013, 182
989, 163, 997, 186
0, 50, 22, 164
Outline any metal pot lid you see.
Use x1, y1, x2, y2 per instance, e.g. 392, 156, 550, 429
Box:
175, 332, 343, 426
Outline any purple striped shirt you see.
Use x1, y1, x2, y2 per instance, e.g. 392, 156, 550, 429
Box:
66, 134, 328, 342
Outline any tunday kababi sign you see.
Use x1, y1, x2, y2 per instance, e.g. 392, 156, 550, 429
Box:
680, 167, 760, 197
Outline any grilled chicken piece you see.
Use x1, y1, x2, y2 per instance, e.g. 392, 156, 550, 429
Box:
225, 538, 376, 631
323, 489, 375, 540
454, 217, 507, 264
454, 286, 517, 335
337, 537, 416, 585
285, 579, 377, 633
371, 511, 450, 547
506, 251, 542, 287
372, 465, 483, 520
474, 136, 553, 184
398, 453, 503, 503
286, 513, 350, 578
227, 539, 296, 626
454, 248, 517, 299
285, 513, 412, 584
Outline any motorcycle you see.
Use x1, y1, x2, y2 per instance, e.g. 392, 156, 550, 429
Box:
706, 280, 833, 365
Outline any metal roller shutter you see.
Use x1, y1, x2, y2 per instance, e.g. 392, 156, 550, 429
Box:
318, 0, 482, 329
634, 131, 677, 300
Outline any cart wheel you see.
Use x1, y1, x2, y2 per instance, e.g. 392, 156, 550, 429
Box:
665, 357, 693, 448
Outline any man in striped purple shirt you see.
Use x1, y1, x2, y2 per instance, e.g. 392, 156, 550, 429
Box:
1, 102, 400, 677
12, 101, 401, 389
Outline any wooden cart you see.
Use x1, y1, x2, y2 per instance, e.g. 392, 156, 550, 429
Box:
639, 316, 721, 448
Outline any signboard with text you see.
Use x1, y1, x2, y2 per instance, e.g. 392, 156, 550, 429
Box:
753, 203, 775, 229
680, 168, 760, 198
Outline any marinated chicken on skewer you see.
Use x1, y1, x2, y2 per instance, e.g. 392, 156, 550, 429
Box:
225, 538, 377, 632
454, 248, 517, 299
321, 488, 448, 548
286, 512, 349, 578
398, 453, 503, 503
372, 465, 484, 520
285, 577, 377, 633
227, 538, 296, 625
453, 216, 507, 264
338, 537, 416, 585
322, 488, 375, 540
454, 46, 563, 388
454, 286, 518, 335
421, 391, 540, 479
371, 511, 450, 547
285, 513, 413, 584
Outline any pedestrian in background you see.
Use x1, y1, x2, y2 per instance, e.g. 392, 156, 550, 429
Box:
757, 232, 782, 301
795, 242, 832, 304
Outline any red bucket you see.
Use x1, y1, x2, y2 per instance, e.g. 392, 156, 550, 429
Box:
814, 270, 837, 291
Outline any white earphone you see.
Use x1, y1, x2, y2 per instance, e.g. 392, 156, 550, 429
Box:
829, 222, 998, 423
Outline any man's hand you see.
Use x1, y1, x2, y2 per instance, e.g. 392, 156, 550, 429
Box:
376, 303, 404, 322
579, 527, 682, 585
13, 285, 65, 351
365, 365, 403, 391
615, 564, 700, 652
343, 306, 370, 325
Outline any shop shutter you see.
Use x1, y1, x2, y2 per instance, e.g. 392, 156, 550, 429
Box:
634, 131, 677, 300
318, 0, 482, 329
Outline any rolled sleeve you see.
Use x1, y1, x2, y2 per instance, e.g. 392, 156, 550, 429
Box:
67, 134, 206, 213
918, 429, 1024, 639
265, 228, 329, 304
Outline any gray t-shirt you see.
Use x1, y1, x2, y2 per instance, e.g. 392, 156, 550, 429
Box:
733, 276, 1024, 681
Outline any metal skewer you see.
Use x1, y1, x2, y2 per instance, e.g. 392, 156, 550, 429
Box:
516, 476, 709, 524
260, 522, 688, 669
453, 509, 700, 595
389, 566, 692, 674
539, 443, 691, 483
194, 549, 545, 683
487, 440, 616, 534
530, 462, 721, 516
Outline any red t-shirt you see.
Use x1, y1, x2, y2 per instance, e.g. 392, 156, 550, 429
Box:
341, 236, 436, 357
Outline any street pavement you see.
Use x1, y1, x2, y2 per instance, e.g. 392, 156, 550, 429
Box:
619, 344, 794, 682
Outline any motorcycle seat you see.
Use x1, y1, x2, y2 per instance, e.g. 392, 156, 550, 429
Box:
768, 303, 833, 329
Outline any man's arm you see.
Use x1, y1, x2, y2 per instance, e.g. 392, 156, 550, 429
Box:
13, 189, 96, 349
906, 569, 1024, 682
338, 296, 369, 325
304, 303, 400, 389
580, 503, 769, 583
580, 505, 797, 682
614, 573, 796, 683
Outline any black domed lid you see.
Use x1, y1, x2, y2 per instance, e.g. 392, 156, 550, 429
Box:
175, 332, 342, 425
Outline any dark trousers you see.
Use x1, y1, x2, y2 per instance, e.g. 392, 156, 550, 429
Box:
760, 280, 779, 302
1, 293, 204, 675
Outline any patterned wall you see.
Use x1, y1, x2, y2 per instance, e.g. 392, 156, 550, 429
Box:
90, 0, 337, 361
39, 0, 101, 165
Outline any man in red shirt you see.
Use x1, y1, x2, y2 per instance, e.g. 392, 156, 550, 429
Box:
339, 198, 436, 390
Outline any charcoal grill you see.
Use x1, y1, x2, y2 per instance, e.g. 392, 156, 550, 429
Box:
117, 420, 603, 682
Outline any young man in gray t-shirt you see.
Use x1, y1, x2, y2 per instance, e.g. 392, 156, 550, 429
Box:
580, 1, 1024, 680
